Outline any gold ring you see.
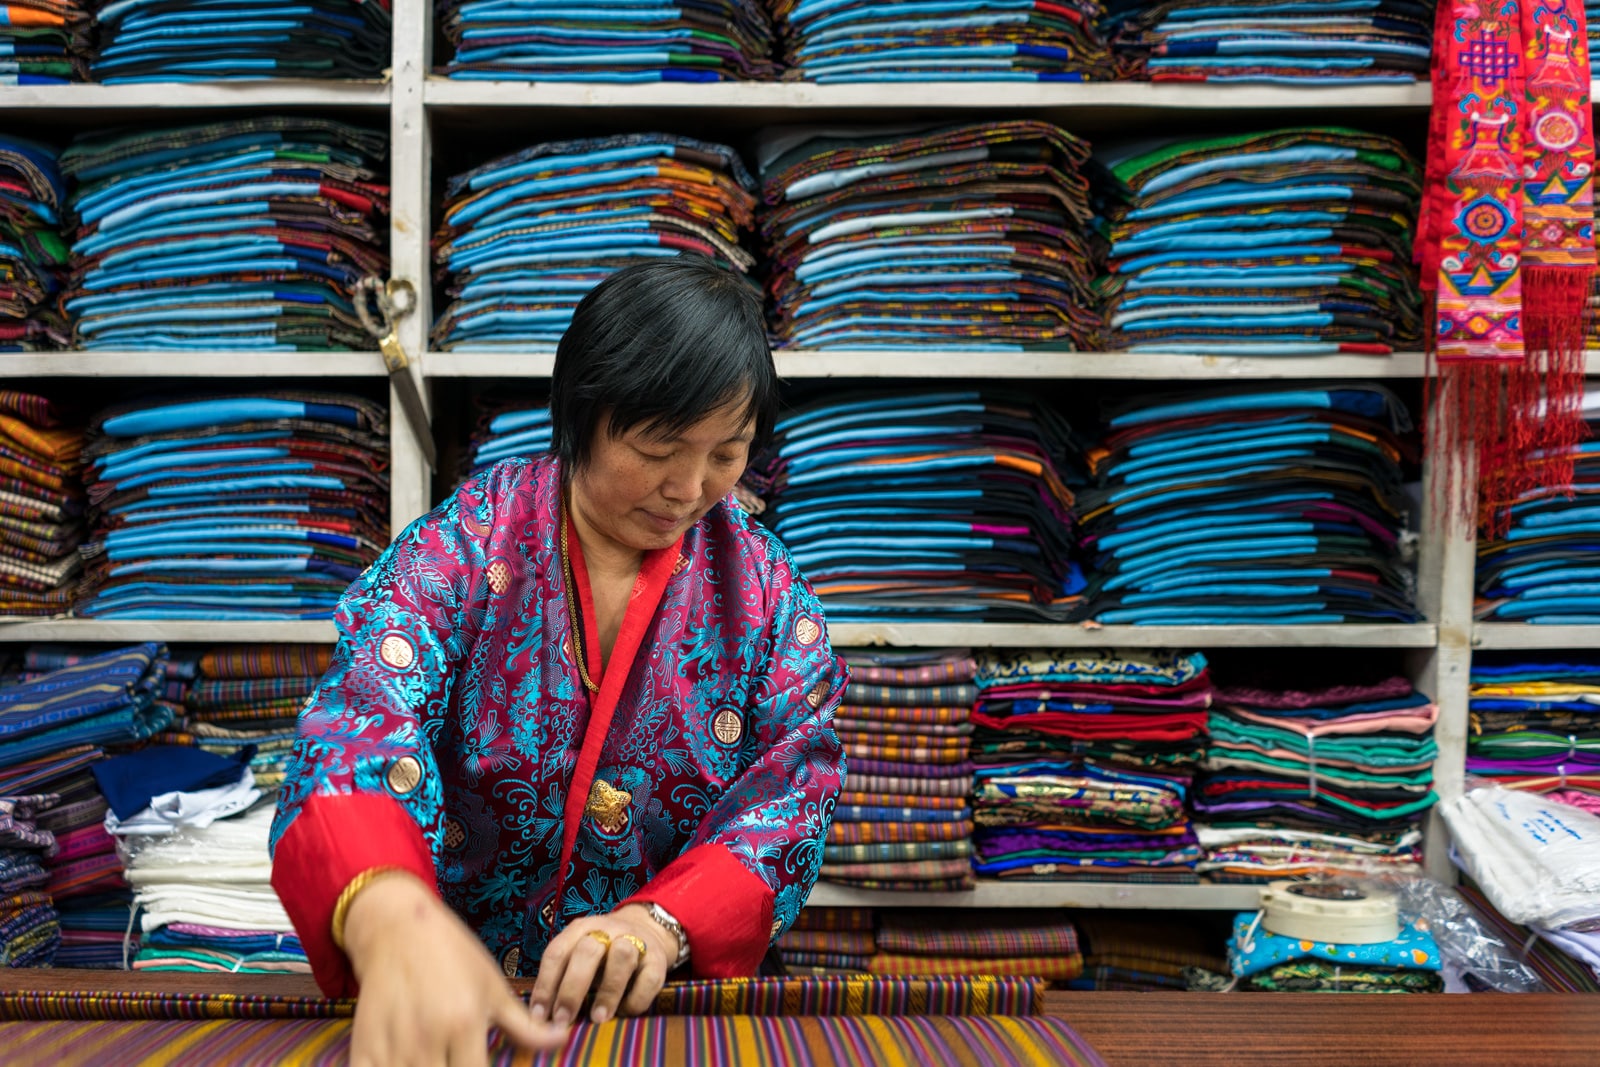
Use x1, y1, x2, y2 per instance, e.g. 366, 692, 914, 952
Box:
617, 934, 647, 961
586, 930, 612, 950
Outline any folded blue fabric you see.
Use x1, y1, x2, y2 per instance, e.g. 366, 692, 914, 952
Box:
91, 744, 257, 822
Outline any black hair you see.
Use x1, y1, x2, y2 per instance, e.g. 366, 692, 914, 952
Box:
550, 255, 777, 471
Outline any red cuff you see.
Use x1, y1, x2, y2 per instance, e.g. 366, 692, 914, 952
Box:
271, 793, 438, 997
621, 843, 774, 978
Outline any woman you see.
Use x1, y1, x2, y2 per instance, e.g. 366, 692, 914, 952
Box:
270, 256, 847, 1066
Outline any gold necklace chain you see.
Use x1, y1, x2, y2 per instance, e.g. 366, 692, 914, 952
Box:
559, 499, 601, 693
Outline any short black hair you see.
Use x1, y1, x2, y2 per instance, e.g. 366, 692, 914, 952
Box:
550, 255, 777, 471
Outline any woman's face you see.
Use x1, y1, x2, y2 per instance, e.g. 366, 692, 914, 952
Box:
571, 397, 756, 555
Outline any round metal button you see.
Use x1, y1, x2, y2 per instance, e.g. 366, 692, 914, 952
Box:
386, 755, 423, 795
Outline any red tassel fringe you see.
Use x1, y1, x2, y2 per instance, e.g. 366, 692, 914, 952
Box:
1427, 271, 1590, 538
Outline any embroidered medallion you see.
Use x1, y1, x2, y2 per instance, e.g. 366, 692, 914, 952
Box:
460, 510, 491, 538
443, 818, 466, 850
794, 615, 821, 647
585, 778, 632, 835
486, 558, 512, 596
502, 946, 521, 977
386, 755, 423, 795
378, 633, 415, 671
541, 899, 556, 929
806, 680, 831, 709
713, 708, 744, 746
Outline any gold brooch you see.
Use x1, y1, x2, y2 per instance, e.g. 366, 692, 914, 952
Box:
585, 778, 632, 834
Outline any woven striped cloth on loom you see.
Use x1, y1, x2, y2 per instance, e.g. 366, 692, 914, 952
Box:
0, 975, 1042, 1021
0, 1014, 1107, 1067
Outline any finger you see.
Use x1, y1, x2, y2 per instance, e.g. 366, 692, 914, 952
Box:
491, 988, 571, 1054
349, 1006, 390, 1067
445, 1027, 489, 1067
619, 949, 672, 1018
530, 926, 580, 1021
551, 934, 609, 1026
589, 937, 643, 1024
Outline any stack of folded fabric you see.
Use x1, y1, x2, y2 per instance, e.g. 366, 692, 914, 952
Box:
0, 391, 85, 617
59, 118, 389, 351
1195, 666, 1438, 859
431, 134, 758, 350
1226, 907, 1443, 992
870, 911, 1084, 982
0, 793, 60, 967
1067, 913, 1228, 990
823, 650, 977, 892
1079, 384, 1420, 624
1, 644, 174, 967
437, 0, 774, 81
1093, 129, 1424, 356
759, 121, 1099, 351
173, 644, 332, 791
1104, 0, 1434, 84
74, 392, 389, 619
1465, 655, 1600, 798
89, 0, 391, 82
746, 390, 1083, 623
0, 138, 69, 351
463, 397, 550, 481
775, 907, 876, 976
971, 649, 1206, 883
0, 0, 90, 83
1457, 882, 1599, 993
1476, 388, 1600, 624
770, 0, 1113, 82
120, 804, 308, 974
1442, 783, 1600, 991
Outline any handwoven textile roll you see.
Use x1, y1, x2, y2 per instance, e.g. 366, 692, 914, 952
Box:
0, 1014, 1109, 1066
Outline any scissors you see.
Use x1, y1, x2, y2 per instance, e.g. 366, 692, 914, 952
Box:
355, 276, 437, 471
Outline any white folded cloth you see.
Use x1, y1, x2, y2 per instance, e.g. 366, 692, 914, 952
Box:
1441, 784, 1600, 929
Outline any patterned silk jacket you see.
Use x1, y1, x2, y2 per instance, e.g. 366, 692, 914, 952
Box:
269, 456, 847, 996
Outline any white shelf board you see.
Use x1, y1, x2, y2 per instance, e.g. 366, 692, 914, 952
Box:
425, 349, 1428, 380
0, 352, 388, 378
829, 623, 1437, 649
806, 882, 1261, 911
425, 79, 1431, 112
0, 620, 337, 643
1473, 624, 1600, 650
2, 81, 390, 109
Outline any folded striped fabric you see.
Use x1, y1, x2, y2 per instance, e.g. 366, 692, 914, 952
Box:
75, 393, 389, 620
760, 121, 1099, 351
869, 951, 1084, 981
1094, 128, 1423, 356
1466, 655, 1600, 794
0, 0, 89, 84
462, 396, 551, 480
437, 0, 776, 82
1476, 388, 1600, 624
789, 907, 875, 933
431, 134, 758, 350
771, 0, 1114, 82
59, 118, 389, 352
0, 391, 84, 614
877, 913, 1080, 959
0, 644, 170, 771
775, 930, 877, 956
91, 0, 390, 82
0, 141, 69, 350
748, 390, 1083, 623
1080, 384, 1421, 625
1106, 0, 1433, 84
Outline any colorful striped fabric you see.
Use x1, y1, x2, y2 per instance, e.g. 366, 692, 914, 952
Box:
868, 952, 1085, 981
198, 647, 332, 681
0, 1014, 1104, 1067
0, 976, 1040, 1022
877, 916, 1080, 959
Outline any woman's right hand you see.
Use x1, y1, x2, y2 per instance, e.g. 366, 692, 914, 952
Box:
342, 873, 570, 1067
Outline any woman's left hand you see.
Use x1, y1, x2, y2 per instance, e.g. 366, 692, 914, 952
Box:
531, 904, 678, 1027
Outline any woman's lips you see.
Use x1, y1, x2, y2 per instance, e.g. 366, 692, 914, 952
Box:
642, 510, 685, 532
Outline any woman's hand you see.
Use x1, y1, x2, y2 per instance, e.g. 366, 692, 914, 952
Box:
342, 873, 569, 1067
530, 904, 678, 1027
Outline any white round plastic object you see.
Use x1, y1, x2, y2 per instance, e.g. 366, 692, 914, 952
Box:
1259, 880, 1400, 945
